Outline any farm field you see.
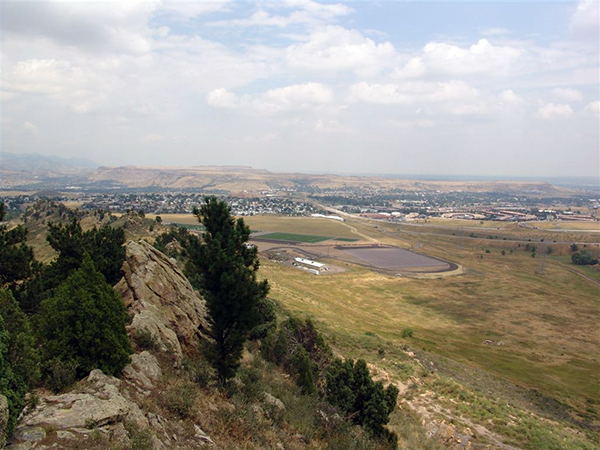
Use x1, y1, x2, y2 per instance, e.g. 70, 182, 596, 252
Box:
397, 220, 600, 245
255, 215, 600, 431
255, 232, 334, 243
145, 213, 198, 225
531, 220, 600, 231
241, 215, 364, 240
427, 218, 599, 232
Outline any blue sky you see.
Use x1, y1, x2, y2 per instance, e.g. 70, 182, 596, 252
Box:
2, 0, 599, 177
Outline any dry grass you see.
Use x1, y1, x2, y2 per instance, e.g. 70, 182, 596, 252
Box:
255, 216, 600, 422
242, 215, 364, 240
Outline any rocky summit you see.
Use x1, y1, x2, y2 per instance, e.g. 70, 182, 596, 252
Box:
116, 240, 209, 359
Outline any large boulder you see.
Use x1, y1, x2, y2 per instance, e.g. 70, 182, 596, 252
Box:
122, 351, 162, 391
16, 370, 147, 432
115, 240, 209, 358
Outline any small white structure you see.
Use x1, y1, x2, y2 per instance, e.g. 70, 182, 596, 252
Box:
294, 257, 328, 273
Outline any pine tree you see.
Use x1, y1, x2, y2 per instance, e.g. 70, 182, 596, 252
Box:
326, 358, 399, 442
0, 217, 36, 287
37, 254, 131, 381
185, 196, 269, 383
0, 289, 39, 438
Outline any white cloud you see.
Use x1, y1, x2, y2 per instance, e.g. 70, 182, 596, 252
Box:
392, 57, 425, 79
20, 122, 39, 137
142, 133, 165, 143
551, 87, 583, 102
285, 26, 396, 77
569, 0, 600, 38
536, 103, 574, 119
7, 59, 78, 95
500, 89, 523, 105
314, 119, 350, 133
349, 81, 480, 106
207, 83, 334, 114
262, 83, 333, 107
3, 1, 158, 55
584, 101, 600, 115
393, 39, 523, 79
206, 88, 240, 109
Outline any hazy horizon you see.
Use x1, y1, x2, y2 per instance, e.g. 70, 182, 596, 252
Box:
2, 0, 599, 178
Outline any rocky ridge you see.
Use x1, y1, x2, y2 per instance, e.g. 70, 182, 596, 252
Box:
5, 240, 212, 450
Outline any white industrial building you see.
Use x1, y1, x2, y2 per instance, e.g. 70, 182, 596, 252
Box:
294, 257, 328, 273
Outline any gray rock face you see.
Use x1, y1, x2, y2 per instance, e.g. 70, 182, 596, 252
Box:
115, 240, 209, 359
12, 427, 45, 443
18, 369, 147, 432
0, 394, 9, 448
122, 351, 162, 391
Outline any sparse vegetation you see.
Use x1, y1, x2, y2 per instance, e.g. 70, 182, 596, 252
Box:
133, 328, 159, 352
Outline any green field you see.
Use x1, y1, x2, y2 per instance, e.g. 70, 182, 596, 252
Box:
256, 232, 333, 243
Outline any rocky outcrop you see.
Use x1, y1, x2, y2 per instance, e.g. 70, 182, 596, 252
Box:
6, 370, 148, 449
16, 370, 147, 432
115, 240, 209, 358
122, 351, 162, 392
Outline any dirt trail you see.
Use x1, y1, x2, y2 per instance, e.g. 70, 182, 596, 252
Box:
367, 360, 522, 450
559, 263, 600, 286
340, 220, 377, 243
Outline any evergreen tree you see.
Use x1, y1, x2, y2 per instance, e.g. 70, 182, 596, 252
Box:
0, 289, 39, 439
261, 316, 331, 392
37, 254, 131, 381
326, 358, 399, 442
0, 289, 39, 388
185, 196, 269, 383
17, 218, 126, 313
0, 220, 36, 287
46, 217, 126, 285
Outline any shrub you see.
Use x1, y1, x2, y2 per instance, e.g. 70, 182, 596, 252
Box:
133, 328, 158, 352
291, 347, 317, 395
183, 356, 214, 388
161, 382, 197, 418
125, 423, 153, 450
326, 358, 399, 442
44, 358, 78, 393
262, 317, 332, 391
572, 250, 598, 266
402, 328, 414, 338
37, 254, 132, 381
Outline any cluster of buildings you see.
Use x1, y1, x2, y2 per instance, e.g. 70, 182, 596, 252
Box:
72, 193, 318, 216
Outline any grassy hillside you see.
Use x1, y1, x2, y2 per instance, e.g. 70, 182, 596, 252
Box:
252, 215, 599, 448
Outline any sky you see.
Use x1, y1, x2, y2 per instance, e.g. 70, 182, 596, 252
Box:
1, 0, 599, 178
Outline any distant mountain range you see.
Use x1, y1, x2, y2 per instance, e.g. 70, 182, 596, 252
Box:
0, 154, 581, 196
0, 152, 99, 173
